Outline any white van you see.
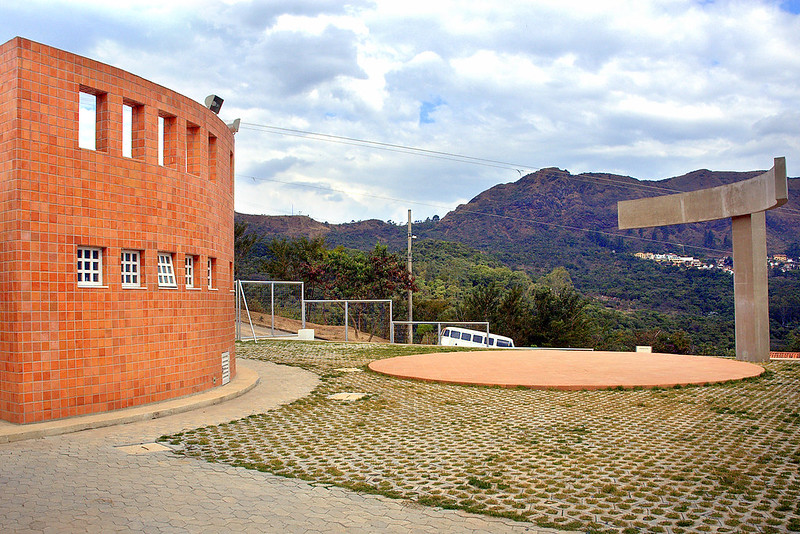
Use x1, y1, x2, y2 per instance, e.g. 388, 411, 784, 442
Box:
439, 326, 515, 348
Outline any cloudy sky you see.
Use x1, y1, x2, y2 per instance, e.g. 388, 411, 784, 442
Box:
3, 1, 800, 223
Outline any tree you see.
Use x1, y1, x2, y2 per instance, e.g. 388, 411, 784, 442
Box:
262, 237, 327, 289
538, 266, 574, 294
412, 298, 452, 321
703, 229, 715, 248
528, 286, 593, 348
234, 222, 259, 278
262, 238, 294, 280
363, 244, 416, 299
458, 282, 531, 345
263, 240, 415, 339
497, 285, 531, 343
460, 283, 503, 323
323, 244, 415, 340
785, 328, 800, 351
786, 242, 800, 260
457, 266, 599, 348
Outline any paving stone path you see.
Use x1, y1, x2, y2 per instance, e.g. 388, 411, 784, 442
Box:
167, 343, 800, 533
0, 359, 568, 533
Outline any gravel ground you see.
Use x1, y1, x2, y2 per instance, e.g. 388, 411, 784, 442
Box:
162, 341, 800, 533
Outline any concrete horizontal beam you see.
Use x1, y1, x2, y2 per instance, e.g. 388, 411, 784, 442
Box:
618, 157, 787, 229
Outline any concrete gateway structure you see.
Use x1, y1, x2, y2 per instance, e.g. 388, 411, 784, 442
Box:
0, 37, 236, 423
619, 158, 788, 363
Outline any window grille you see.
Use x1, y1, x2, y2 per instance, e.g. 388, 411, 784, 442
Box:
185, 256, 194, 288
121, 250, 140, 287
158, 253, 177, 287
77, 247, 102, 286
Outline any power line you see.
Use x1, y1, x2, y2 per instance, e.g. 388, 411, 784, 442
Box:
240, 122, 686, 196
439, 204, 735, 255
242, 125, 519, 171
775, 206, 800, 217
241, 122, 530, 171
238, 174, 736, 255
238, 122, 797, 251
239, 174, 453, 211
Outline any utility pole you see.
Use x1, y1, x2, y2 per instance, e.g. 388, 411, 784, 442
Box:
407, 209, 413, 344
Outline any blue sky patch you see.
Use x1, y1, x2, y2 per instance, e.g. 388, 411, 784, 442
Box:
419, 97, 445, 125
781, 0, 800, 14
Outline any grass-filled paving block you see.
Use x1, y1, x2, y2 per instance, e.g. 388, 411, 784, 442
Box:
161, 341, 800, 533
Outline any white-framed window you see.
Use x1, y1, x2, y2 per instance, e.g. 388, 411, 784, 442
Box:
157, 253, 177, 287
78, 91, 97, 151
121, 250, 141, 287
207, 257, 215, 289
122, 103, 133, 158
158, 115, 165, 166
185, 255, 195, 288
77, 246, 102, 286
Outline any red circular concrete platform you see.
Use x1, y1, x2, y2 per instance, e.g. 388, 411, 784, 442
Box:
367, 350, 765, 390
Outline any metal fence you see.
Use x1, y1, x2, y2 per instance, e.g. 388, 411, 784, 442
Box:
235, 280, 305, 342
236, 280, 492, 347
236, 280, 394, 344
304, 299, 393, 343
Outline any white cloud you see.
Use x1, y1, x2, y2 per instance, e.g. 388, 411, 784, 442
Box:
2, 0, 799, 222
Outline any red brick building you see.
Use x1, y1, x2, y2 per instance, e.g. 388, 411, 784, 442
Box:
0, 37, 236, 424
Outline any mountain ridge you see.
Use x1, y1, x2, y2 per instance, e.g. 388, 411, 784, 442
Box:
236, 166, 800, 268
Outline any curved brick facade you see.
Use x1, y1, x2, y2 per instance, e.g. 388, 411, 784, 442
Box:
0, 37, 236, 423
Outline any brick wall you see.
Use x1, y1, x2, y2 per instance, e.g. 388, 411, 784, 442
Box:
771, 352, 800, 359
0, 37, 236, 423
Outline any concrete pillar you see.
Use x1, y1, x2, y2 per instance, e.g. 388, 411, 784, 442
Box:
732, 211, 771, 362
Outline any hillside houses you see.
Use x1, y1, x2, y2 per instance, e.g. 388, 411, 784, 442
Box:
634, 252, 707, 269
634, 251, 798, 274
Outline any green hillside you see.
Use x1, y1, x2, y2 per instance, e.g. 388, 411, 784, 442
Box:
235, 166, 800, 353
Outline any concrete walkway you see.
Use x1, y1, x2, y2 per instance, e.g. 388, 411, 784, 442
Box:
0, 361, 263, 444
0, 359, 570, 533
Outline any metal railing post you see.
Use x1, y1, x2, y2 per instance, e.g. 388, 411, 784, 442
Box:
301, 282, 306, 329
344, 301, 349, 342
270, 282, 275, 336
233, 280, 242, 341
239, 282, 258, 344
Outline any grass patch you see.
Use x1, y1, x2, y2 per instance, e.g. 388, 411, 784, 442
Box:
467, 476, 492, 489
